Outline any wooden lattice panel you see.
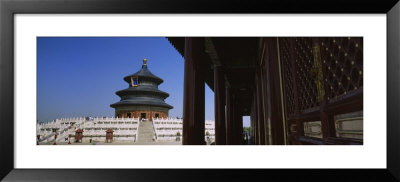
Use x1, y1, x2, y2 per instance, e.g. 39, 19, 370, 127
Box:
320, 37, 363, 101
294, 38, 319, 111
279, 38, 296, 116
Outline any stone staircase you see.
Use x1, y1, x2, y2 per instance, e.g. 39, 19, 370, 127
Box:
39, 125, 75, 144
136, 121, 155, 144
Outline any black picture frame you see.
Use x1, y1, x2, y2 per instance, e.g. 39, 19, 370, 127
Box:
1, 0, 399, 181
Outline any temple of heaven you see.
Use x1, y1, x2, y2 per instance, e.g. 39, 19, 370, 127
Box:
110, 59, 173, 121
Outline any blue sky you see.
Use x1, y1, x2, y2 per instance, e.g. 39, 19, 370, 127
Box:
37, 37, 250, 126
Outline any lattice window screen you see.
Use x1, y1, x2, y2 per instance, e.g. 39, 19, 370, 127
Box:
279, 37, 363, 118
294, 38, 319, 111
280, 38, 296, 116
320, 37, 363, 101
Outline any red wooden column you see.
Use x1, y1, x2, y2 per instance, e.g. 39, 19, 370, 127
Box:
227, 89, 243, 145
233, 101, 243, 144
214, 65, 226, 144
182, 37, 206, 145
311, 37, 335, 142
225, 86, 233, 144
252, 91, 259, 144
250, 100, 257, 144
265, 38, 285, 145
256, 68, 266, 145
237, 112, 244, 144
288, 38, 303, 144
231, 93, 238, 144
261, 66, 271, 144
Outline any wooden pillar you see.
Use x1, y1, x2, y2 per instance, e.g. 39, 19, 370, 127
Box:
233, 103, 243, 145
311, 38, 335, 142
214, 65, 226, 144
238, 113, 243, 144
226, 86, 233, 144
250, 104, 254, 144
256, 68, 266, 145
288, 38, 303, 144
253, 91, 259, 144
182, 37, 206, 145
232, 94, 238, 144
250, 113, 254, 144
252, 98, 257, 145
251, 110, 256, 145
227, 89, 242, 145
261, 66, 272, 145
265, 38, 285, 145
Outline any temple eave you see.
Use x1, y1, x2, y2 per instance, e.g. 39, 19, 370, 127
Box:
110, 102, 173, 109
123, 75, 163, 84
115, 89, 169, 98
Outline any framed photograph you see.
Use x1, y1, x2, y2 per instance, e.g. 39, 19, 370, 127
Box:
1, 0, 399, 181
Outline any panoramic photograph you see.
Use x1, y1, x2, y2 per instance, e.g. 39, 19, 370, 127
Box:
36, 37, 363, 145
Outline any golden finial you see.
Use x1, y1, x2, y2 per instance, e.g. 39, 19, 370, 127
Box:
143, 58, 147, 65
